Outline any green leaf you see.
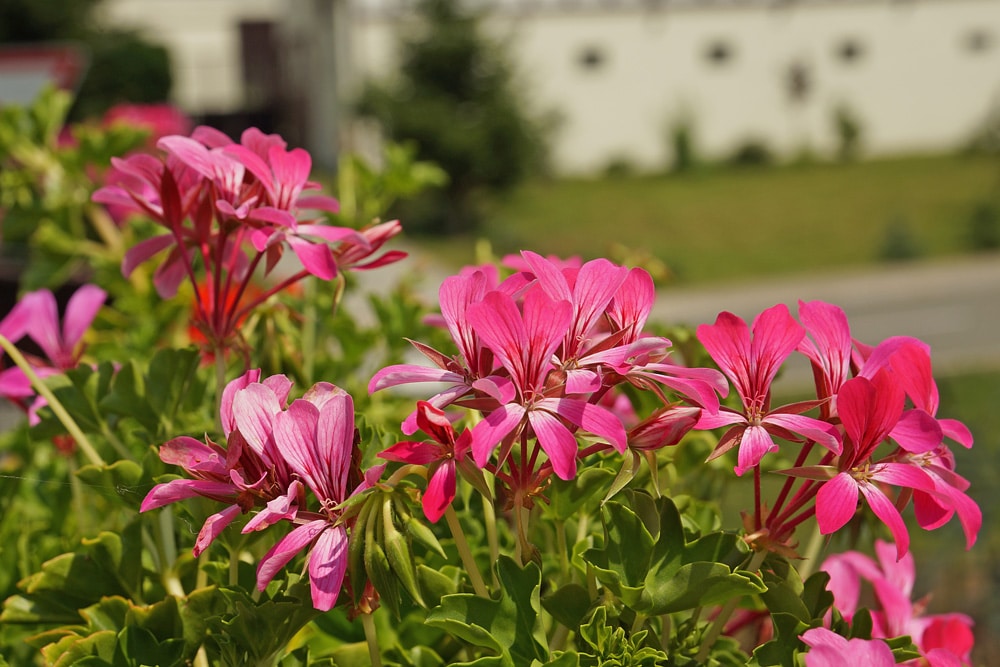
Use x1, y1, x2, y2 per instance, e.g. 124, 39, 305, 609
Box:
541, 584, 592, 630
546, 466, 615, 521
426, 556, 548, 667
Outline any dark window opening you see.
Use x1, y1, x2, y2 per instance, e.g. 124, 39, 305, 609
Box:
577, 45, 606, 71
964, 29, 993, 53
704, 40, 735, 66
835, 38, 865, 64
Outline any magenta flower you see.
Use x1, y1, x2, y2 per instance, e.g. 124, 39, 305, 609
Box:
0, 284, 106, 423
821, 540, 975, 666
369, 268, 500, 434
379, 401, 473, 522
800, 627, 896, 667
696, 304, 840, 475
256, 383, 384, 611
465, 286, 627, 480
815, 371, 936, 559
140, 370, 300, 555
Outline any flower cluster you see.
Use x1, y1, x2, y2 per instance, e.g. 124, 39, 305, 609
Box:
141, 369, 382, 611
93, 126, 404, 355
818, 540, 974, 666
370, 251, 727, 517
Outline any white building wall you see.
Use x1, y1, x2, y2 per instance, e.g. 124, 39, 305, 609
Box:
98, 0, 1000, 175
98, 0, 285, 113
354, 0, 1000, 173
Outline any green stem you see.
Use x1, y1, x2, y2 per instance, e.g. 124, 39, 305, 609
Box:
214, 349, 227, 433
0, 335, 105, 467
695, 549, 768, 663
797, 523, 826, 580
361, 611, 383, 667
302, 276, 317, 383
481, 479, 500, 588
444, 505, 489, 598
67, 457, 91, 536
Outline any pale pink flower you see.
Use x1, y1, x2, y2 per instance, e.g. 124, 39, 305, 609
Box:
256, 383, 384, 611
800, 627, 896, 667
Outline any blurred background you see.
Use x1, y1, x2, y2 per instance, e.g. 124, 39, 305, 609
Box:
1, 0, 999, 662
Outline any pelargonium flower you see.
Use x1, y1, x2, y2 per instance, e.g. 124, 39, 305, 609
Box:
140, 370, 301, 555
379, 401, 474, 522
821, 540, 975, 666
800, 627, 896, 667
0, 284, 106, 423
255, 383, 384, 611
696, 304, 840, 475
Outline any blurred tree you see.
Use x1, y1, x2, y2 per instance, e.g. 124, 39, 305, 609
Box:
0, 0, 172, 121
0, 0, 100, 41
358, 0, 548, 234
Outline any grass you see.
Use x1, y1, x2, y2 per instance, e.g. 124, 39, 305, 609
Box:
413, 153, 1000, 285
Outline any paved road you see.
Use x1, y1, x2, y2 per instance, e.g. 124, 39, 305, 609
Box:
651, 252, 1000, 388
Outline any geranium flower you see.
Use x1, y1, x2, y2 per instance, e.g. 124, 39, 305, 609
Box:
379, 401, 473, 522
800, 627, 896, 667
821, 540, 975, 666
0, 284, 106, 423
466, 286, 627, 480
140, 370, 301, 555
696, 304, 840, 475
255, 383, 384, 611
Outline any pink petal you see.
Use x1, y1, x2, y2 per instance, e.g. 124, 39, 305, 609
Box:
308, 524, 349, 611
470, 403, 526, 468
423, 460, 457, 523
697, 312, 752, 400
158, 435, 227, 474
193, 504, 242, 556
467, 291, 530, 389
288, 236, 337, 280
890, 409, 943, 453
763, 413, 841, 454
858, 480, 911, 560
734, 424, 779, 476
140, 479, 237, 511
749, 303, 805, 391
539, 397, 627, 452
378, 440, 441, 465
256, 519, 327, 591
232, 383, 283, 461
528, 409, 580, 480
20, 290, 60, 362
314, 391, 356, 500
608, 268, 655, 340
0, 367, 33, 398
242, 480, 304, 533
816, 472, 860, 535
273, 400, 326, 498
938, 418, 973, 449
61, 285, 107, 348
368, 364, 465, 393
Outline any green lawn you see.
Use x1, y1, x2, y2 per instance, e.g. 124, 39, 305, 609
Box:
415, 153, 1000, 285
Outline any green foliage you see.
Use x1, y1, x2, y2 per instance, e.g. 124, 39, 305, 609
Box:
832, 104, 864, 162
71, 30, 174, 121
357, 0, 548, 234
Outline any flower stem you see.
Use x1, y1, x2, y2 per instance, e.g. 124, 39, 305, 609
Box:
361, 611, 383, 667
0, 335, 105, 467
444, 505, 489, 598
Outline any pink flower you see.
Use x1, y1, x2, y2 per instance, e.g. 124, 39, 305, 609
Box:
0, 285, 106, 423
379, 401, 473, 522
815, 372, 936, 559
140, 370, 300, 556
465, 286, 627, 480
821, 540, 975, 666
256, 383, 384, 611
369, 268, 499, 434
696, 304, 840, 475
800, 627, 896, 667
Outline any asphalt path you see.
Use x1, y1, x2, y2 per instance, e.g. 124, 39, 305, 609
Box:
651, 251, 1000, 389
